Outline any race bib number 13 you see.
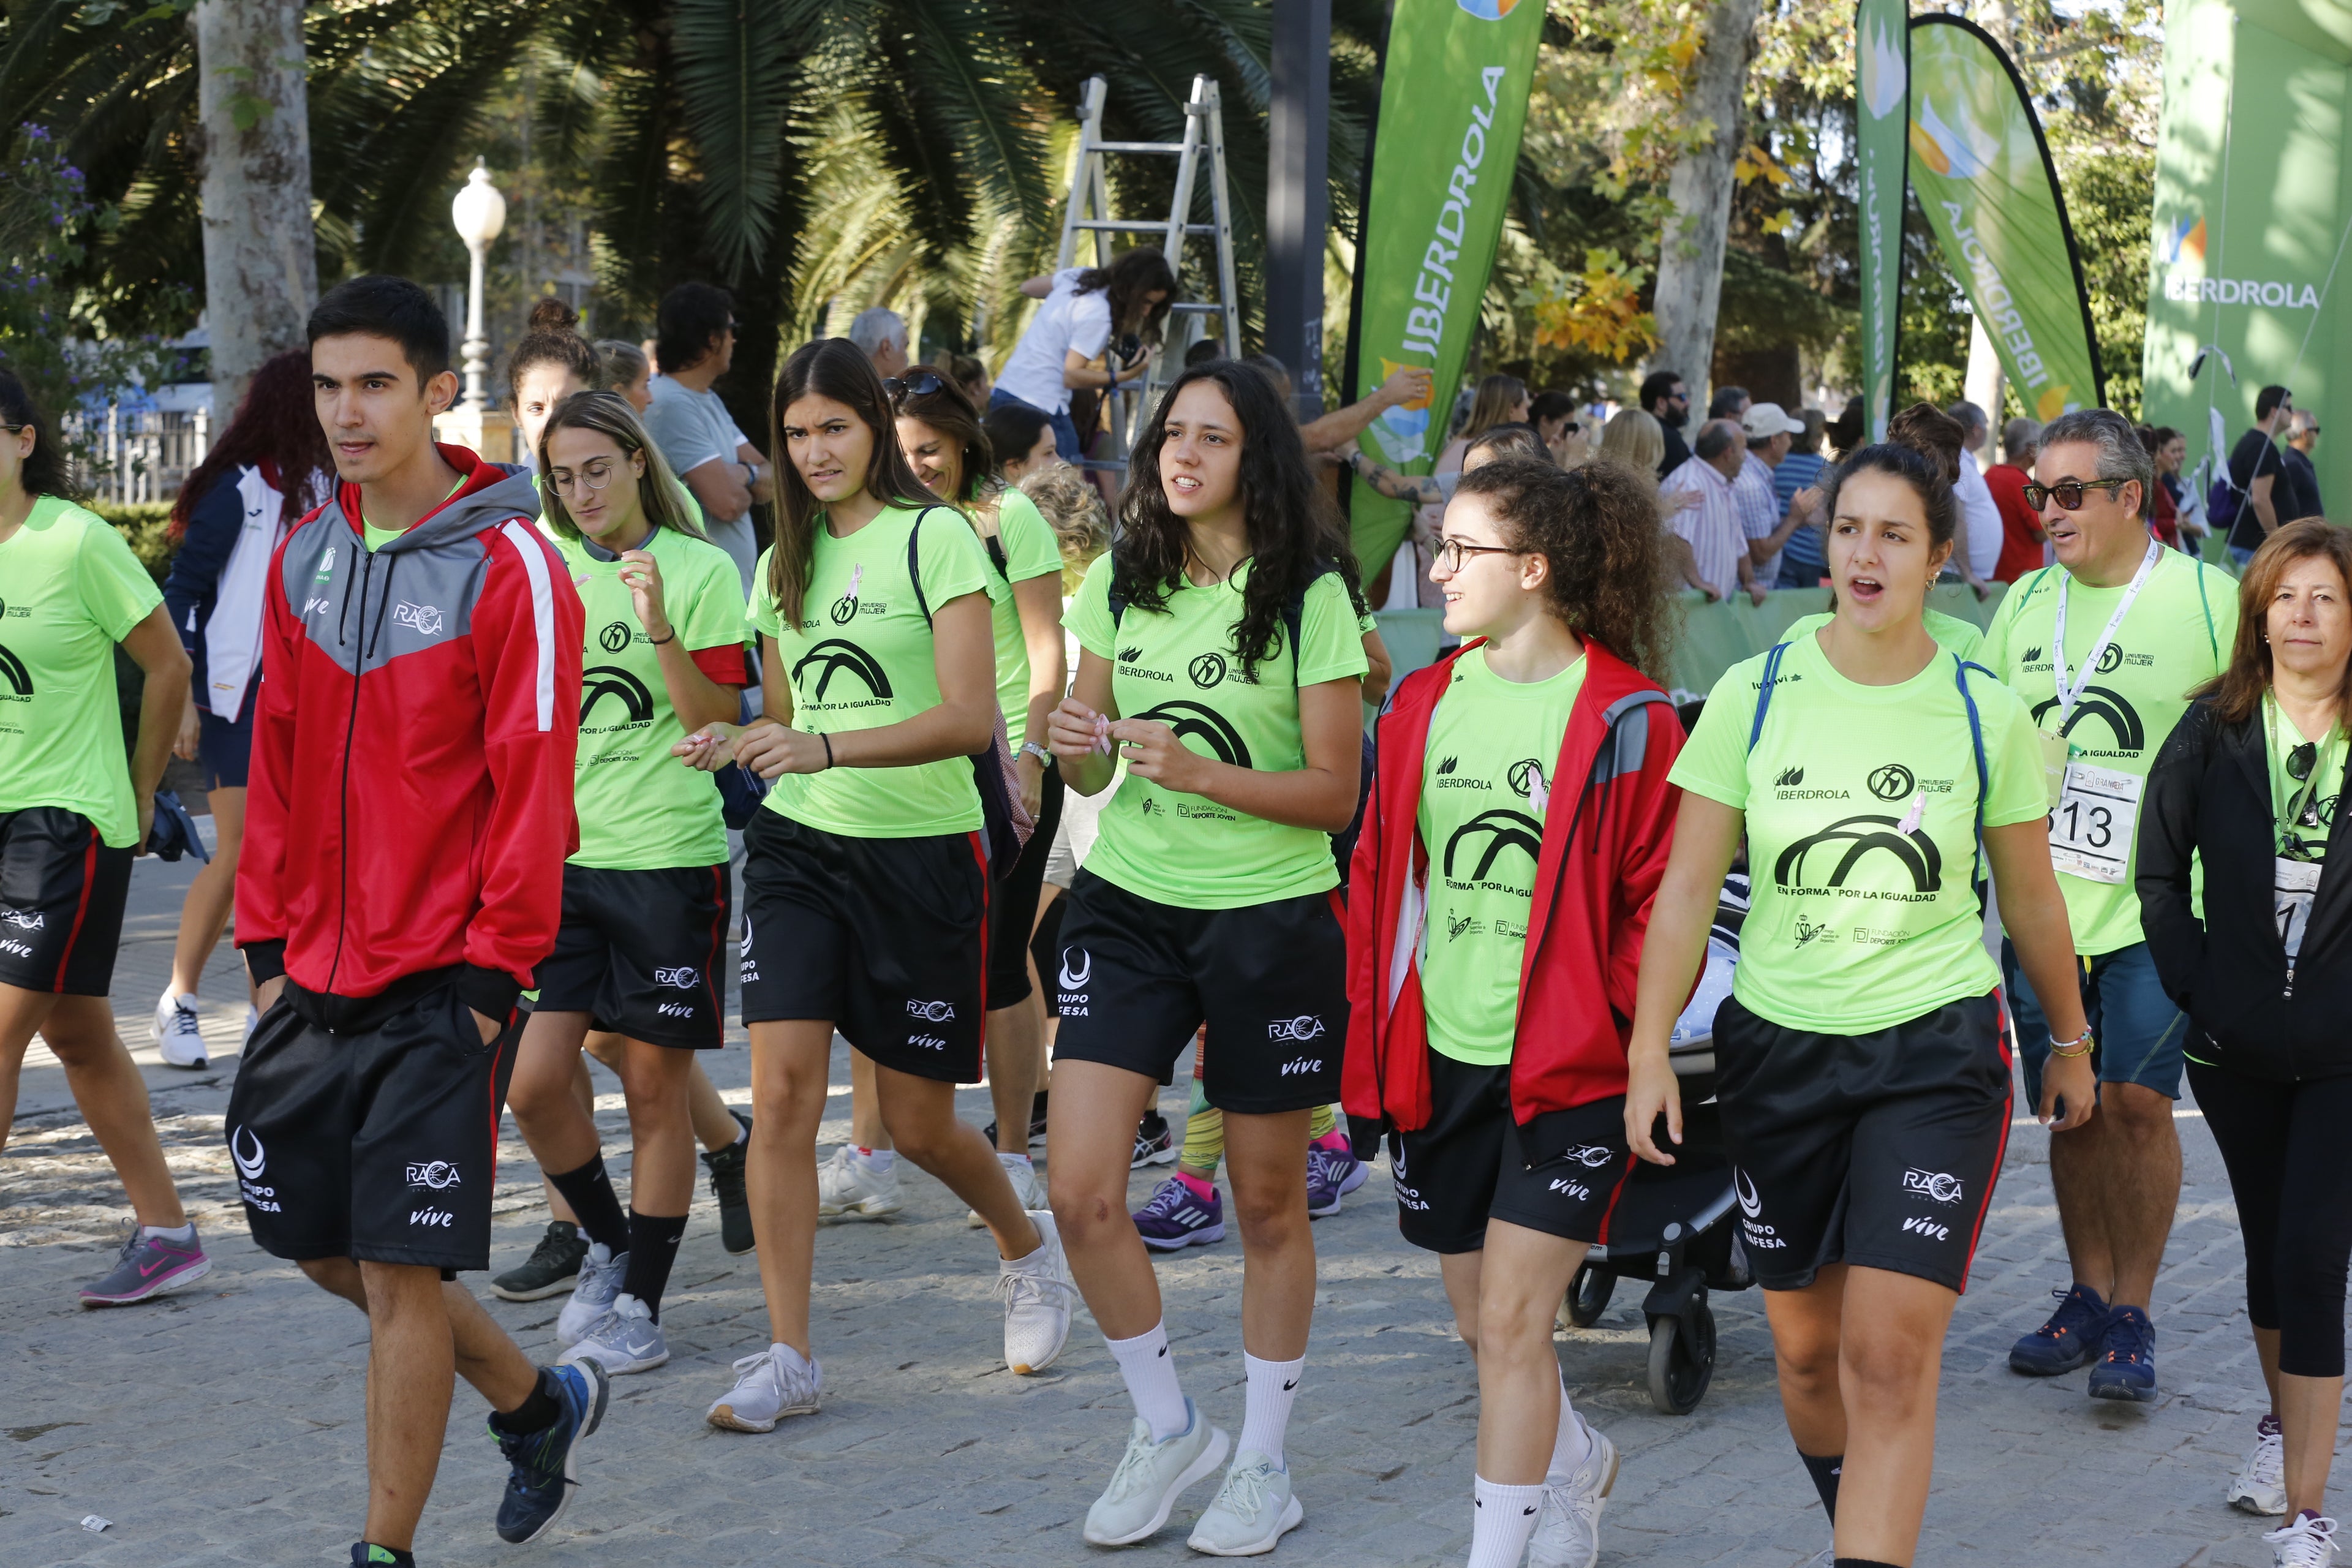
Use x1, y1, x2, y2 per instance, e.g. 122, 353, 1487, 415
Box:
2047, 761, 2142, 884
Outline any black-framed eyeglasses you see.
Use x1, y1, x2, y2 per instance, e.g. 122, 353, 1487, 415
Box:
1433, 537, 1524, 573
0, 423, 26, 433
883, 370, 947, 404
2022, 478, 2132, 511
547, 459, 622, 497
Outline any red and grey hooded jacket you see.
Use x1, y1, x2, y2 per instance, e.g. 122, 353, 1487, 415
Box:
1344, 639, 1683, 1131
236, 445, 584, 1020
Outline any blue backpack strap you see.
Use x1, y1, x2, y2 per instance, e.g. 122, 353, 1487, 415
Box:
1746, 641, 1792, 753
2195, 556, 2217, 663
1955, 656, 1996, 904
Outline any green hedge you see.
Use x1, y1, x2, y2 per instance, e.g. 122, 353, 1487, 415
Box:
91, 501, 178, 586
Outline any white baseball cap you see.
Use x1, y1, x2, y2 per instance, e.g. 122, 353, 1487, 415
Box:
1741, 402, 1804, 440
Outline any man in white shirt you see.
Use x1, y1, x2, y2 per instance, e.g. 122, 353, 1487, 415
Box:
640, 282, 772, 594
1948, 399, 2007, 586
850, 307, 910, 380
1735, 402, 1806, 587
1662, 421, 1763, 605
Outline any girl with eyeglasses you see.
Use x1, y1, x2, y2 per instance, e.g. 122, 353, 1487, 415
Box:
677, 337, 1074, 1434
2141, 521, 2352, 1568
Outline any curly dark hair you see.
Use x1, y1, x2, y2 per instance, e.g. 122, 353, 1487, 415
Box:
169, 349, 331, 537
1824, 440, 1961, 555
1886, 401, 1964, 486
766, 337, 938, 615
1455, 456, 1673, 679
0, 368, 78, 500
1112, 360, 1363, 679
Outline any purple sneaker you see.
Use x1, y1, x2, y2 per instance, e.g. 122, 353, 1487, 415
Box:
80, 1223, 212, 1306
1307, 1143, 1368, 1219
1133, 1175, 1225, 1251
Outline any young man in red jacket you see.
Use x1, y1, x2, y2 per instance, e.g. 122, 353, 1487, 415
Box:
1343, 460, 1683, 1568
225, 276, 596, 1567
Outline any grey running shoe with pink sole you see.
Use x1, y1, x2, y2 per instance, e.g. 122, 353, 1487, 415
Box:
80, 1224, 212, 1306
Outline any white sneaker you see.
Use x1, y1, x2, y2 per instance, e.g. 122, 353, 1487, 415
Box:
1186, 1449, 1303, 1556
557, 1291, 669, 1375
2267, 1513, 2341, 1567
1528, 1414, 1617, 1568
1082, 1400, 1230, 1546
2233, 1422, 2291, 1515
969, 1151, 1047, 1226
556, 1242, 627, 1345
153, 992, 208, 1068
816, 1145, 903, 1220
706, 1343, 824, 1433
997, 1210, 1076, 1374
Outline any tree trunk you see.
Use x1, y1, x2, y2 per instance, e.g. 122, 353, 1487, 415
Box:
1646, 0, 1760, 415
191, 0, 316, 421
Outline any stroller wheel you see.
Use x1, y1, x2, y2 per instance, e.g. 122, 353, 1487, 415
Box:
1561, 1262, 1615, 1329
1646, 1299, 1717, 1415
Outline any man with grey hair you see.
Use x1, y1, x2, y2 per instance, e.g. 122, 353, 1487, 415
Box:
1660, 419, 1764, 605
1946, 399, 2006, 586
848, 306, 910, 379
1980, 405, 2238, 1409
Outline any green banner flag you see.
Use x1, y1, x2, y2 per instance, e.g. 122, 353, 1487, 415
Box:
1905, 15, 2104, 420
1856, 0, 1909, 441
1344, 0, 1545, 576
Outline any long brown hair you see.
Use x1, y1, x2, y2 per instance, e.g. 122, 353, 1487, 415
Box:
1460, 374, 1528, 444
892, 374, 994, 507
1456, 456, 1673, 679
168, 350, 330, 535
766, 337, 938, 615
2201, 518, 2352, 726
537, 391, 706, 543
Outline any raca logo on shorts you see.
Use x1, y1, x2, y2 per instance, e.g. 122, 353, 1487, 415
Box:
906, 998, 957, 1023
406, 1161, 461, 1191
1268, 1016, 1327, 1043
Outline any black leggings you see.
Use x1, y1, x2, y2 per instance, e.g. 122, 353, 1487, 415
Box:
2187, 1058, 2352, 1378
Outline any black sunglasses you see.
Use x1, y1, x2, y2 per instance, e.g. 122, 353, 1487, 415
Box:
2022, 478, 2132, 511
883, 370, 948, 404
2290, 741, 2319, 783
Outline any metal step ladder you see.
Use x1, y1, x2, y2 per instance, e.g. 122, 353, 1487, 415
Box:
1055, 73, 1242, 473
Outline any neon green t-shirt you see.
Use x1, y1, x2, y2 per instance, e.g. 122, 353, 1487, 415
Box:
747, 503, 990, 839
974, 488, 1064, 753
1979, 549, 2237, 954
1065, 552, 1368, 908
0, 497, 164, 848
552, 525, 741, 870
1418, 646, 1588, 1064
1672, 631, 2048, 1033
2264, 693, 2345, 865
1780, 608, 1984, 663
362, 475, 469, 551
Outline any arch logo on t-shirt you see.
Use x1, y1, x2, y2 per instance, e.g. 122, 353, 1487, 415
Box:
747, 503, 991, 839
1417, 646, 1586, 1065
1980, 549, 2237, 954
551, 525, 743, 870
1672, 632, 2048, 1034
1065, 552, 1368, 909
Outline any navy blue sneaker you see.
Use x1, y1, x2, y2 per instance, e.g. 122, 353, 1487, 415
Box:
492, 1362, 609, 1544
2008, 1283, 2109, 1376
2087, 1305, 2158, 1402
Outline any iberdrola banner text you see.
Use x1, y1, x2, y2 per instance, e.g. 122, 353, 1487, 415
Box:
1344, 0, 1545, 574
1906, 14, 2104, 420
1855, 0, 1909, 441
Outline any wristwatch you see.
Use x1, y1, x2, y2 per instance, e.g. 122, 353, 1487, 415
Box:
1020, 741, 1054, 767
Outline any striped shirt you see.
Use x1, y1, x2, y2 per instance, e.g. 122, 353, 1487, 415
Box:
1735, 451, 1784, 586
1662, 456, 1744, 600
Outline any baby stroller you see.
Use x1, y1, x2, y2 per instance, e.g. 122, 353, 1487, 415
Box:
1559, 874, 1756, 1414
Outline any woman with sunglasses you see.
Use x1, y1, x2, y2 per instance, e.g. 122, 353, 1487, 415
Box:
678, 337, 1074, 1433
1044, 360, 1367, 1555
2141, 520, 2352, 1568
1626, 439, 2092, 1568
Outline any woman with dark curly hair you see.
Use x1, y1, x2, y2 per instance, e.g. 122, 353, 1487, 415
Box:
1343, 455, 1681, 1568
154, 350, 331, 1067
1044, 359, 1367, 1555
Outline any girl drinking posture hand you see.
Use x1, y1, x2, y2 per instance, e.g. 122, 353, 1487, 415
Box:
1626, 443, 2092, 1568
503, 391, 747, 1376
1343, 458, 1683, 1568
678, 339, 1073, 1433
1045, 361, 1368, 1556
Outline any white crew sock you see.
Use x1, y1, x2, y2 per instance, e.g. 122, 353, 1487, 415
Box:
1106, 1322, 1189, 1442
1237, 1351, 1305, 1466
851, 1146, 895, 1174
1468, 1476, 1545, 1568
770, 1341, 813, 1376
1547, 1374, 1593, 1479
141, 1221, 197, 1244
997, 1150, 1034, 1174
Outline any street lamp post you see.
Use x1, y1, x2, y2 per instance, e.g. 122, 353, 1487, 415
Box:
1265, 0, 1331, 424
451, 162, 507, 412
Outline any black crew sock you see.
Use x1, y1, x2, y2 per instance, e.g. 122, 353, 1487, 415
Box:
1800, 1450, 1843, 1521
545, 1153, 628, 1254
622, 1210, 690, 1320
1031, 1089, 1049, 1123
488, 1367, 563, 1436
352, 1544, 417, 1568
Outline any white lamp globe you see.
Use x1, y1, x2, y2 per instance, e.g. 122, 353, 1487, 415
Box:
452, 162, 507, 248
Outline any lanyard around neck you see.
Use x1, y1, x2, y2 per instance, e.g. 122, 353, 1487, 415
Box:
2051, 538, 2162, 722
2267, 693, 2342, 854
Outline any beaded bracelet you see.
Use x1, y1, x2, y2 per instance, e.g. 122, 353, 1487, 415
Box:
2048, 1027, 2095, 1060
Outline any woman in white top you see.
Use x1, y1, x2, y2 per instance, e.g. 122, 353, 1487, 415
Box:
991, 248, 1178, 462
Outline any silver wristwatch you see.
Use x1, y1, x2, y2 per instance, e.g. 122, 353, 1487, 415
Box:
1020, 741, 1054, 766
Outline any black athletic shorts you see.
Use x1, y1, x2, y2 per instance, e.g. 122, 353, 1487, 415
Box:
0, 807, 134, 997
986, 764, 1065, 1008
1712, 991, 2010, 1294
1391, 1052, 1636, 1254
1050, 869, 1345, 1115
225, 967, 519, 1272
737, 809, 987, 1083
535, 862, 731, 1048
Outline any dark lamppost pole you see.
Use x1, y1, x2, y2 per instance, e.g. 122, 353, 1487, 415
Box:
1266, 0, 1332, 423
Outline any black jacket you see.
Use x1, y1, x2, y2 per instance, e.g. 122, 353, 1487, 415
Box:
2138, 695, 2352, 1080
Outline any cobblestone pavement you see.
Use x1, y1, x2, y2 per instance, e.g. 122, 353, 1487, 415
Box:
2, 850, 2342, 1567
